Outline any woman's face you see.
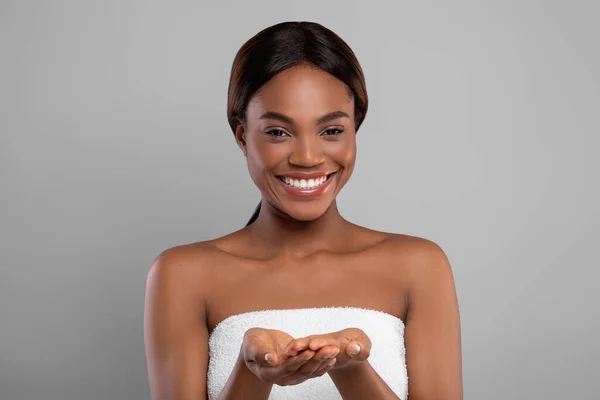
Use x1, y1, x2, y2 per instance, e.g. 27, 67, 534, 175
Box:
236, 65, 357, 222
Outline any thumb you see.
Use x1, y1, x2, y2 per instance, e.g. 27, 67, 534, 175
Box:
345, 341, 370, 361
245, 335, 279, 366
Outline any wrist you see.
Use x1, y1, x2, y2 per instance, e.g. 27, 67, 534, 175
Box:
235, 352, 274, 392
329, 360, 370, 378
217, 351, 274, 400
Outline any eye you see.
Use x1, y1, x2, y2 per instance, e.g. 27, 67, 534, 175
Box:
322, 128, 344, 136
265, 129, 290, 138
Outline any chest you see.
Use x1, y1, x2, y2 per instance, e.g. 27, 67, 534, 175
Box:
205, 250, 408, 333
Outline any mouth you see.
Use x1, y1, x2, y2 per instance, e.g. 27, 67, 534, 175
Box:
276, 172, 337, 190
275, 172, 338, 197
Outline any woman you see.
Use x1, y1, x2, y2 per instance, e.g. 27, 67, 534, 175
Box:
144, 21, 462, 399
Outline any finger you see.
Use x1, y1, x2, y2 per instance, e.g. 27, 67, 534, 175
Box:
312, 345, 340, 361
307, 335, 339, 351
345, 341, 369, 361
285, 337, 310, 356
277, 356, 334, 386
350, 328, 372, 355
294, 356, 326, 377
314, 358, 336, 377
282, 350, 315, 374
282, 357, 328, 386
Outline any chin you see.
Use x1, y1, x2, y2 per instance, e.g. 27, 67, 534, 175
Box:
282, 205, 329, 222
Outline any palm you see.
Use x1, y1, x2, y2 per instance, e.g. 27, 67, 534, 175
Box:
257, 329, 295, 361
243, 328, 301, 371
242, 327, 340, 386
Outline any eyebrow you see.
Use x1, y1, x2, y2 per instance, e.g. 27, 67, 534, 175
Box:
259, 111, 350, 125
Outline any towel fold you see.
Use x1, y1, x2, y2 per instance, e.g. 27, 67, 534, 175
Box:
207, 307, 408, 399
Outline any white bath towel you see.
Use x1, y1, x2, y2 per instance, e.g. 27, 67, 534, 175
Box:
207, 307, 408, 399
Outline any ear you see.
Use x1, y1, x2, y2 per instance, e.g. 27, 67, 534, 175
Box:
233, 119, 247, 156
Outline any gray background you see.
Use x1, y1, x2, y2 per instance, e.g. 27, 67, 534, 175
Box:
1, 1, 598, 399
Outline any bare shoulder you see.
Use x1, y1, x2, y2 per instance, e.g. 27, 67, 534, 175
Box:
383, 233, 448, 260
145, 241, 232, 399
352, 222, 445, 257
381, 233, 457, 305
149, 243, 208, 279
147, 234, 239, 290
371, 230, 453, 278
378, 236, 462, 398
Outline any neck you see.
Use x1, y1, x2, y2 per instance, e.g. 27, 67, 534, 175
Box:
246, 199, 350, 258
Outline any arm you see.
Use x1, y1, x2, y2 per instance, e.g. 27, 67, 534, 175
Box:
327, 239, 463, 400
404, 240, 463, 399
144, 248, 210, 399
328, 360, 401, 399
144, 247, 273, 400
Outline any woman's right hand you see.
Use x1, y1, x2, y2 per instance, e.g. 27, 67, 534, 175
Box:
241, 327, 340, 386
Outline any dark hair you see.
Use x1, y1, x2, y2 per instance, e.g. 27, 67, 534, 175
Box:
226, 21, 369, 226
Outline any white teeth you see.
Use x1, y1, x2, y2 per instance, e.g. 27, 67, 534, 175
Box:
282, 175, 329, 190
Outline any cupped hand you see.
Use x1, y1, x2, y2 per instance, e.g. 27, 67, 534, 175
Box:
286, 328, 372, 371
241, 327, 340, 386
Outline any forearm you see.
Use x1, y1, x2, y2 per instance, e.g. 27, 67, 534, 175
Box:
328, 361, 400, 400
217, 352, 273, 400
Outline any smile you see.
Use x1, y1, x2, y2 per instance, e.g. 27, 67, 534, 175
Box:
275, 172, 337, 197
278, 174, 331, 189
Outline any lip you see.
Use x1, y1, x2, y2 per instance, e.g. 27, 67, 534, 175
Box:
276, 172, 335, 179
276, 172, 337, 198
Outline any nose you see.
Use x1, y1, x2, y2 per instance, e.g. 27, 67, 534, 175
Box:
288, 135, 325, 167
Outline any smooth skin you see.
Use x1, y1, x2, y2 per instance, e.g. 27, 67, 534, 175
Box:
144, 65, 463, 399
240, 328, 340, 385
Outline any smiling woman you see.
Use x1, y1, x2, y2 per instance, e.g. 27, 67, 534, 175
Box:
238, 63, 359, 224
144, 21, 462, 400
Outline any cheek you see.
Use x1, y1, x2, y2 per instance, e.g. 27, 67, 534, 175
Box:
245, 139, 286, 189
246, 150, 268, 186
330, 137, 356, 167
345, 141, 357, 164
247, 140, 284, 171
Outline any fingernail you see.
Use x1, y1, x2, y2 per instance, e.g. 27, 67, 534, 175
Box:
347, 343, 361, 355
265, 353, 275, 365
324, 350, 338, 359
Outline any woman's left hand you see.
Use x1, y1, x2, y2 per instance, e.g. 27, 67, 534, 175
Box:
286, 328, 372, 371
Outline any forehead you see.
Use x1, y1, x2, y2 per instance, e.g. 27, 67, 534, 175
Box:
246, 65, 354, 122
